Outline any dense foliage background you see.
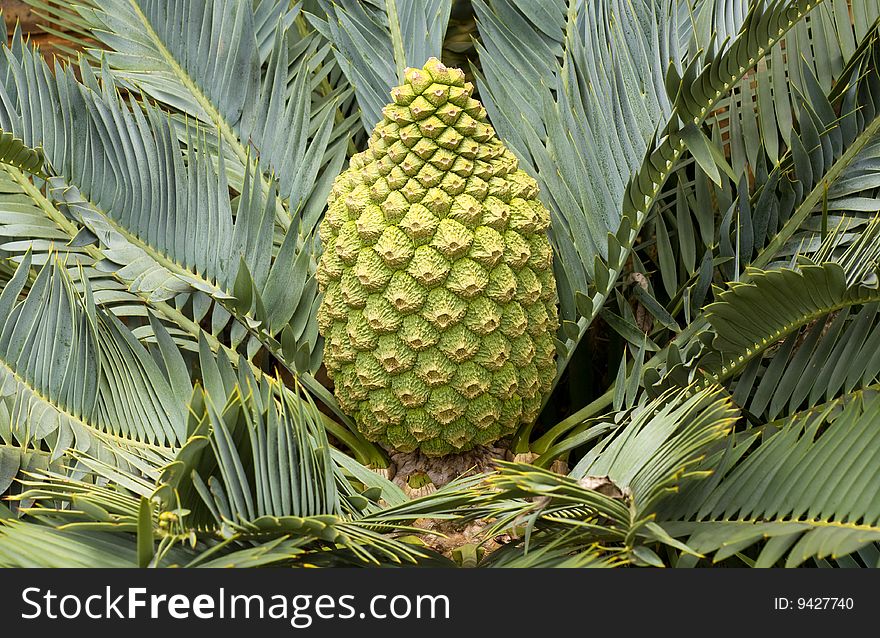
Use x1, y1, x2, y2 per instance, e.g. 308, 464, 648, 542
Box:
0, 0, 878, 568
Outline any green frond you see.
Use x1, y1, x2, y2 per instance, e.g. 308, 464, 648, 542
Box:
310, 0, 453, 131
14, 1, 360, 375
481, 386, 737, 564
0, 376, 427, 566
0, 256, 183, 464
659, 391, 880, 567
474, 0, 684, 327
731, 304, 880, 421
706, 263, 880, 378
0, 518, 186, 567
0, 31, 374, 446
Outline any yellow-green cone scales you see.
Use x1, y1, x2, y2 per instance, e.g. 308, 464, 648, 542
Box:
316, 58, 558, 456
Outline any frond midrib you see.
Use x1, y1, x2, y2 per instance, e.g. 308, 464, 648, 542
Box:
708, 284, 880, 386
0, 356, 173, 453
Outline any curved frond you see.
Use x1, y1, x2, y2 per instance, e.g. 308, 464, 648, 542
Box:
660, 392, 880, 567
0, 519, 182, 567
476, 0, 820, 407
481, 387, 737, 564
160, 379, 342, 527
474, 0, 685, 326
705, 263, 880, 378
15, 2, 360, 371
30, 0, 351, 222
0, 378, 431, 567
0, 255, 184, 464
0, 34, 371, 440
731, 303, 880, 421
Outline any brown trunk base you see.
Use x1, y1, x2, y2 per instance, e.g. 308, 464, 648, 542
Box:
389, 443, 507, 491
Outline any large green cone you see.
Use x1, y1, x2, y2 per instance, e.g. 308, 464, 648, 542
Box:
316, 58, 558, 456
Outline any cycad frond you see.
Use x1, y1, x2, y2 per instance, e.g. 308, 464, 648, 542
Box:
479, 387, 737, 565
474, 0, 684, 327
310, 0, 453, 131
0, 376, 428, 567
660, 392, 880, 567
0, 255, 183, 465
15, 2, 359, 374
0, 28, 373, 446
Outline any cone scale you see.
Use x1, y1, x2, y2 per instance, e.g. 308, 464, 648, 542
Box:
317, 58, 558, 456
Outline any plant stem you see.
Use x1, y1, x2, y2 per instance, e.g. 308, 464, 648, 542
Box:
531, 387, 614, 454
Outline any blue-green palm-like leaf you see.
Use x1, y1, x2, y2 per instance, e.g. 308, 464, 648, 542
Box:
473, 0, 822, 441
609, 0, 820, 342
640, 3, 880, 315
0, 153, 365, 457
310, 0, 453, 131
718, 0, 880, 170
0, 254, 185, 463
93, 0, 262, 128
0, 29, 330, 376
471, 0, 707, 392
0, 155, 217, 372
13, 3, 358, 370
705, 263, 880, 375
743, 36, 880, 272
569, 387, 738, 513
481, 387, 737, 564
476, 0, 816, 356
34, 81, 275, 309
65, 0, 289, 149
0, 379, 431, 567
157, 379, 427, 562
0, 516, 319, 567
649, 36, 880, 404
205, 382, 341, 522
474, 0, 687, 327
37, 0, 349, 224
648, 261, 880, 411
0, 28, 373, 439
158, 377, 346, 530
0, 520, 182, 567
730, 302, 880, 422
660, 392, 880, 567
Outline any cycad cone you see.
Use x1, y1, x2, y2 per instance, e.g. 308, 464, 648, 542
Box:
316, 58, 558, 456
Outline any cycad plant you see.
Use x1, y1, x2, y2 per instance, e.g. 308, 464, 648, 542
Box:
0, 0, 878, 568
